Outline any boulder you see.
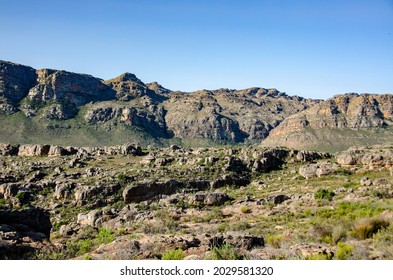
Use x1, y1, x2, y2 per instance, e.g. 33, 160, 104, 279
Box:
208, 234, 264, 250
77, 209, 103, 227
74, 184, 120, 206
0, 144, 19, 156
336, 153, 357, 165
48, 145, 67, 156
18, 145, 50, 156
123, 179, 182, 203
192, 192, 232, 206
0, 207, 51, 237
299, 163, 339, 179
267, 194, 290, 205
360, 176, 372, 186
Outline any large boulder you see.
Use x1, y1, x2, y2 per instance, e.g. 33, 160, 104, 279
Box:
0, 143, 19, 156
299, 163, 339, 179
74, 184, 121, 206
0, 207, 52, 259
18, 144, 50, 156
123, 179, 182, 203
192, 192, 232, 206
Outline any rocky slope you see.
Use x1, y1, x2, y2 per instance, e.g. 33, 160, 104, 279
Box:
262, 93, 393, 151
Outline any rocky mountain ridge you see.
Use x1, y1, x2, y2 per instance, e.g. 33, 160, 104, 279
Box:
0, 60, 318, 146
1, 60, 392, 151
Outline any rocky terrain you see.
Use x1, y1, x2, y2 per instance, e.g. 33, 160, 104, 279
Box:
1, 143, 393, 260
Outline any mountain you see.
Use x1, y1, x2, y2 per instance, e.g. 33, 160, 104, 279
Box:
1, 60, 392, 151
262, 93, 393, 151
0, 60, 318, 147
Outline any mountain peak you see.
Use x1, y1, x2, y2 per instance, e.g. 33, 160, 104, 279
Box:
108, 72, 142, 83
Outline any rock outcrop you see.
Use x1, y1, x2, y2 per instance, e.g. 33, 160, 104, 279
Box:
0, 207, 52, 259
263, 93, 393, 151
0, 60, 37, 113
24, 68, 115, 119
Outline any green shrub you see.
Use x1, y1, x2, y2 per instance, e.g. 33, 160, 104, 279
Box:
332, 224, 348, 244
217, 222, 229, 233
83, 254, 93, 260
230, 220, 251, 231
206, 244, 241, 260
306, 252, 333, 260
336, 242, 353, 260
0, 198, 6, 208
352, 218, 390, 240
75, 239, 94, 255
314, 189, 335, 201
267, 235, 283, 249
240, 205, 252, 214
15, 191, 32, 205
96, 228, 115, 244
117, 228, 127, 235
117, 174, 132, 187
161, 248, 185, 260
304, 208, 312, 217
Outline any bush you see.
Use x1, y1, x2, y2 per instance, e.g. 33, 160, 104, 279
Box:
79, 239, 94, 255
336, 242, 353, 260
161, 248, 185, 260
117, 174, 132, 187
15, 191, 32, 205
352, 218, 390, 240
96, 228, 115, 244
332, 224, 348, 244
314, 189, 335, 201
0, 198, 6, 208
206, 244, 241, 260
267, 235, 283, 249
306, 252, 333, 260
217, 222, 229, 233
240, 205, 252, 214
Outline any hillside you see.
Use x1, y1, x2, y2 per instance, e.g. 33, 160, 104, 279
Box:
262, 93, 393, 152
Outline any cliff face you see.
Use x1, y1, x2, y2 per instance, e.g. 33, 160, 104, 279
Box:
163, 88, 316, 142
0, 61, 37, 113
1, 60, 392, 150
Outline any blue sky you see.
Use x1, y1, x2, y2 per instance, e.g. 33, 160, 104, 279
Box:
1, 0, 392, 99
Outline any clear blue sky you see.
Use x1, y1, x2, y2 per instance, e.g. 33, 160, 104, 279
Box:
1, 0, 392, 99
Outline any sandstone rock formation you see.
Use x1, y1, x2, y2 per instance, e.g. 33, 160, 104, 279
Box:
0, 60, 37, 113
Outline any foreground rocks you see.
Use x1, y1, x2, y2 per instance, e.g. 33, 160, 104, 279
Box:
0, 143, 143, 157
1, 144, 393, 260
0, 207, 52, 259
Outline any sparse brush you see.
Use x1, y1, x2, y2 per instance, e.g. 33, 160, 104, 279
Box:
161, 248, 185, 260
336, 242, 353, 260
352, 217, 390, 240
267, 235, 283, 249
240, 205, 252, 214
205, 243, 241, 260
314, 188, 335, 201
